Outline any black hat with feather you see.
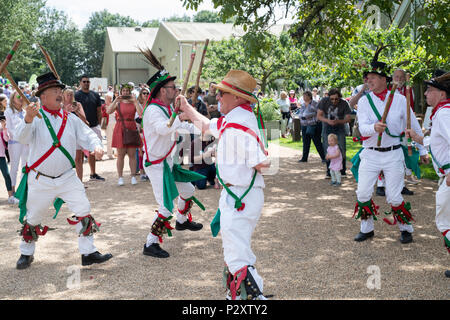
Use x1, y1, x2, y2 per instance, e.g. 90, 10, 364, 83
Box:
424, 69, 450, 95
139, 47, 176, 98
363, 44, 393, 82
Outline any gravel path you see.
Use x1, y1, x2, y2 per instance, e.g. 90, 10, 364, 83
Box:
0, 142, 448, 300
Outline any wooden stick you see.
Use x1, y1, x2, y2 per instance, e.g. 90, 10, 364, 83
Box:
0, 40, 20, 77
377, 83, 398, 146
167, 42, 197, 127
3, 69, 42, 119
192, 39, 210, 107
405, 74, 412, 156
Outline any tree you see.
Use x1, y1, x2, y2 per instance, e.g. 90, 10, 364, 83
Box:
193, 10, 222, 23
203, 32, 303, 92
0, 0, 45, 81
182, 0, 449, 67
35, 8, 86, 86
82, 10, 139, 77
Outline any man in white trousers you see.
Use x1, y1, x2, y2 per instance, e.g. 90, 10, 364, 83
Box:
354, 60, 428, 244
141, 67, 204, 259
406, 70, 450, 278
178, 70, 271, 300
15, 72, 112, 269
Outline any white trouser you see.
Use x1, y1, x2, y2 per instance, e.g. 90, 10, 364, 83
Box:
436, 178, 450, 236
144, 163, 195, 245
220, 186, 264, 291
106, 115, 116, 157
8, 143, 29, 188
356, 148, 413, 233
19, 169, 97, 255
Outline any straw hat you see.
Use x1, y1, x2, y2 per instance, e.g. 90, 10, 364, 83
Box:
212, 70, 257, 103
280, 91, 288, 99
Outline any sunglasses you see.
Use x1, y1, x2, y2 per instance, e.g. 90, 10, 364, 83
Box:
163, 85, 176, 90
82, 80, 90, 83
141, 92, 149, 95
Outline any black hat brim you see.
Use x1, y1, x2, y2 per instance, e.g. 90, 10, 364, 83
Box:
35, 82, 66, 97
424, 79, 450, 94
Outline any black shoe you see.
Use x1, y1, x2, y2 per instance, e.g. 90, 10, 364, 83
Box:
400, 231, 413, 244
354, 231, 374, 242
445, 270, 450, 278
401, 187, 414, 195
298, 159, 307, 162
143, 243, 169, 258
81, 251, 113, 266
89, 173, 105, 181
16, 254, 34, 270
175, 220, 203, 231
376, 187, 385, 197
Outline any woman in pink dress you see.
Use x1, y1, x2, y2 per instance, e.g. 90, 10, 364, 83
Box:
107, 84, 143, 186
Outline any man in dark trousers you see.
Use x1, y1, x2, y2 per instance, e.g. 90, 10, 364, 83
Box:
75, 75, 105, 181
317, 88, 352, 178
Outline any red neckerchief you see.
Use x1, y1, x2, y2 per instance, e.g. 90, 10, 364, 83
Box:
239, 104, 253, 112
42, 105, 62, 118
150, 98, 172, 116
430, 99, 450, 121
373, 88, 388, 101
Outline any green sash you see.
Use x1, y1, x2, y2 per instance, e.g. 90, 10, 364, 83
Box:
16, 110, 75, 223
351, 94, 421, 179
162, 159, 206, 213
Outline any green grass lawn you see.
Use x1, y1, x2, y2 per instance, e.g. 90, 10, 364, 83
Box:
273, 136, 439, 181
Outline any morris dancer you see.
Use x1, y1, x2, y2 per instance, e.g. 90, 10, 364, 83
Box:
406, 70, 450, 278
141, 60, 205, 259
179, 70, 271, 300
14, 72, 112, 269
353, 56, 428, 244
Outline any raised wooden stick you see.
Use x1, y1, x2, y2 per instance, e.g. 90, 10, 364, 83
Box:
0, 40, 20, 76
192, 39, 210, 107
377, 83, 398, 146
3, 69, 42, 119
167, 42, 197, 127
405, 74, 412, 156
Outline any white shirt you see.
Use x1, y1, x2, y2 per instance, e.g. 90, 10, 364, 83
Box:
276, 98, 290, 113
4, 107, 26, 142
15, 110, 102, 176
424, 104, 450, 177
209, 106, 267, 188
142, 102, 196, 166
357, 91, 427, 155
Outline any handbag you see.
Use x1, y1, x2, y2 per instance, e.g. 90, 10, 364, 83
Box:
117, 104, 141, 146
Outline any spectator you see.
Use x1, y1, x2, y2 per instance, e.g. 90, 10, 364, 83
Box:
3, 84, 11, 99
276, 91, 290, 138
104, 91, 116, 159
288, 90, 299, 111
317, 88, 352, 178
204, 82, 221, 118
187, 86, 209, 117
0, 96, 18, 204
325, 133, 343, 186
312, 88, 320, 102
4, 90, 29, 195
136, 87, 150, 180
62, 88, 89, 181
75, 75, 105, 181
189, 132, 218, 190
297, 91, 326, 162
107, 84, 143, 186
